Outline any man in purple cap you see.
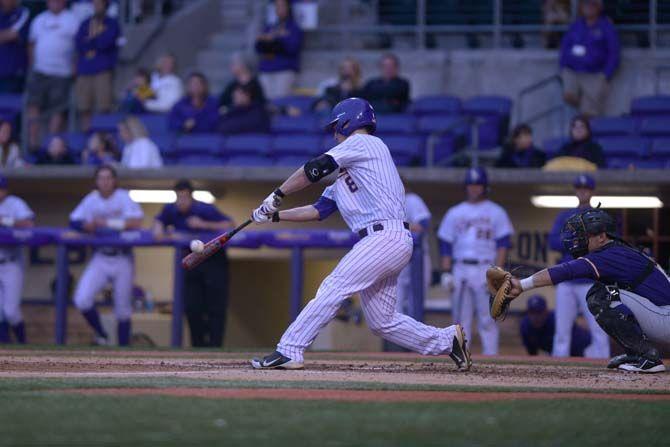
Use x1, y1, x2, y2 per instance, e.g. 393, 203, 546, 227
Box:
520, 295, 591, 356
548, 174, 610, 358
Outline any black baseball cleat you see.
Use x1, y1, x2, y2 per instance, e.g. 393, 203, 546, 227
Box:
607, 353, 639, 369
449, 324, 472, 371
618, 357, 666, 374
251, 351, 304, 370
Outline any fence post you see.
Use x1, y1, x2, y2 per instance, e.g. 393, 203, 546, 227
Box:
493, 0, 502, 48
650, 0, 658, 51
417, 0, 426, 49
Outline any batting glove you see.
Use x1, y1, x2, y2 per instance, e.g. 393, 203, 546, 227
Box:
441, 272, 454, 291
259, 188, 285, 215
251, 207, 273, 224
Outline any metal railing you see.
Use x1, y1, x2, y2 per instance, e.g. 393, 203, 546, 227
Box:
515, 73, 566, 135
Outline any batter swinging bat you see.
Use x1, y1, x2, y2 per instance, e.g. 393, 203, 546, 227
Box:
181, 219, 252, 270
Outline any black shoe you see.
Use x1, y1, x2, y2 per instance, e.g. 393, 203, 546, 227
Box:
618, 357, 666, 374
449, 324, 472, 371
250, 351, 304, 370
607, 354, 639, 369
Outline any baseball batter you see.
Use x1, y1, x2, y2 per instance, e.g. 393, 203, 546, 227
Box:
249, 97, 471, 370
548, 174, 610, 358
0, 176, 35, 344
507, 208, 669, 373
70, 165, 144, 346
437, 168, 513, 355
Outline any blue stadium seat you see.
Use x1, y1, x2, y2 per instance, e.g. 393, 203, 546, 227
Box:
0, 93, 22, 113
590, 116, 637, 137
383, 135, 423, 166
89, 113, 124, 133
542, 137, 568, 158
225, 155, 274, 166
597, 137, 650, 158
138, 114, 169, 135
176, 154, 225, 166
223, 134, 272, 157
463, 95, 513, 116
416, 114, 468, 136
651, 138, 670, 158
65, 132, 88, 155
152, 133, 176, 156
639, 117, 670, 137
409, 95, 462, 116
321, 135, 337, 152
175, 134, 224, 155
630, 95, 670, 117
271, 114, 320, 134
271, 134, 321, 157
274, 155, 310, 166
374, 113, 416, 134
272, 95, 317, 115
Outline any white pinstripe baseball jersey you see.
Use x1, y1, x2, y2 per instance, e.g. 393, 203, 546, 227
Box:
324, 134, 406, 232
70, 189, 143, 222
0, 196, 34, 259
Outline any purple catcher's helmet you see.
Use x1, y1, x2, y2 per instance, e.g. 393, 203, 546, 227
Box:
325, 97, 377, 136
464, 167, 488, 186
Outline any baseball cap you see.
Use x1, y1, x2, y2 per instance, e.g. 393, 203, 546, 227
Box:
573, 174, 595, 190
527, 295, 547, 313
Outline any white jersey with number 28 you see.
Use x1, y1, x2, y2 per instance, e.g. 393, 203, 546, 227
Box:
324, 133, 406, 232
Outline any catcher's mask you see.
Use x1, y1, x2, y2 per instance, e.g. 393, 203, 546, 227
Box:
561, 207, 617, 258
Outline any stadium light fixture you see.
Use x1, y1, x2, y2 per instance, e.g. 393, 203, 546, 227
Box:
129, 190, 216, 204
531, 195, 663, 209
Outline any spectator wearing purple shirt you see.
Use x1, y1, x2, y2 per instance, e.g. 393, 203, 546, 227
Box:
507, 208, 670, 373
0, 0, 30, 93
153, 179, 234, 348
557, 115, 605, 167
168, 72, 219, 134
255, 0, 303, 99
559, 0, 620, 117
74, 0, 120, 131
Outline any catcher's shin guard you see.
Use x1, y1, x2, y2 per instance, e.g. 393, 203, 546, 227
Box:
586, 282, 659, 360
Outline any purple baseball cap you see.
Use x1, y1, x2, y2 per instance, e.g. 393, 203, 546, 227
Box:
527, 295, 547, 313
573, 174, 595, 190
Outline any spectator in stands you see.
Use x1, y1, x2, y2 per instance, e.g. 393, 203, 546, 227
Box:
26, 0, 79, 150
0, 120, 24, 168
168, 72, 219, 134
558, 115, 605, 167
218, 52, 265, 112
219, 85, 270, 134
313, 57, 364, 112
559, 0, 620, 117
35, 134, 76, 165
153, 179, 234, 348
144, 53, 183, 113
119, 68, 155, 113
70, 0, 120, 25
543, 0, 571, 49
520, 295, 591, 357
0, 0, 30, 93
495, 124, 546, 168
254, 0, 302, 99
118, 116, 162, 168
362, 53, 410, 114
81, 131, 118, 165
74, 0, 121, 131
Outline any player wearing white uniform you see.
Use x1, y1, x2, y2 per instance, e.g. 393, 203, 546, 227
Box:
249, 98, 471, 370
437, 168, 513, 355
70, 166, 143, 346
0, 176, 35, 344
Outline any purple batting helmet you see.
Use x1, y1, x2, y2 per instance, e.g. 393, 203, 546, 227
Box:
325, 97, 377, 137
464, 167, 488, 186
573, 173, 595, 190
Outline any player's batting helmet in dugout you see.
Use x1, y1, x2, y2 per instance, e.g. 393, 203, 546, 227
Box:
464, 167, 488, 186
325, 97, 377, 136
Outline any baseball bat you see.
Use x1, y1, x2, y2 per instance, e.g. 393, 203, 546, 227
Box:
181, 219, 252, 270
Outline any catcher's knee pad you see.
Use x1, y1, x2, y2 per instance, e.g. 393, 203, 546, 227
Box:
585, 282, 615, 318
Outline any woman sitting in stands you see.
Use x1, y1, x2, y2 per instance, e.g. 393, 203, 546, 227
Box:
168, 72, 219, 134
0, 121, 25, 168
495, 123, 546, 168
35, 135, 76, 165
557, 115, 605, 167
118, 117, 163, 168
313, 57, 364, 112
82, 132, 118, 166
219, 85, 270, 134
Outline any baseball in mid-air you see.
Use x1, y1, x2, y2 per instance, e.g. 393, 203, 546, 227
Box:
190, 239, 205, 253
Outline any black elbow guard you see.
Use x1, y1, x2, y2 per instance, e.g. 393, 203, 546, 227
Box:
304, 154, 338, 183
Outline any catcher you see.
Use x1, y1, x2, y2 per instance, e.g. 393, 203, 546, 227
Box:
488, 208, 669, 373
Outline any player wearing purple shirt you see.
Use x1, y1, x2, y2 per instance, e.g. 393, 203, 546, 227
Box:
153, 179, 234, 347
0, 0, 30, 93
508, 208, 669, 373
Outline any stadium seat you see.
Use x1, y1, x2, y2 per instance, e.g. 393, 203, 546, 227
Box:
222, 134, 271, 157
597, 137, 650, 158
176, 154, 225, 166
590, 116, 637, 137
463, 95, 513, 116
271, 134, 321, 157
89, 113, 125, 133
639, 117, 670, 137
175, 133, 224, 155
152, 133, 176, 156
383, 135, 423, 166
272, 95, 317, 115
651, 138, 670, 158
274, 155, 310, 166
409, 95, 462, 116
374, 113, 416, 134
630, 95, 670, 117
321, 135, 337, 152
65, 132, 88, 155
0, 93, 22, 113
463, 96, 513, 148
542, 137, 568, 158
225, 155, 274, 166
271, 114, 320, 134
138, 114, 169, 135
416, 114, 469, 136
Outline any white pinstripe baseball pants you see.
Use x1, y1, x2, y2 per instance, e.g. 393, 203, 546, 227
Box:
277, 229, 458, 362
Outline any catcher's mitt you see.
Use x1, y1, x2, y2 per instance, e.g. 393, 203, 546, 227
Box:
486, 266, 513, 321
